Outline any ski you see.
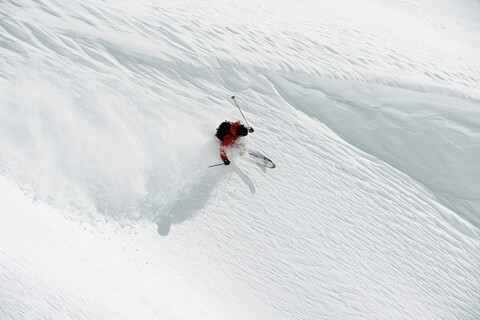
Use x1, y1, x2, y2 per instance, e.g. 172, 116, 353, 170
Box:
245, 151, 276, 169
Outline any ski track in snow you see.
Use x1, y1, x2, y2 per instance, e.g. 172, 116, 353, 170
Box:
1, 0, 479, 319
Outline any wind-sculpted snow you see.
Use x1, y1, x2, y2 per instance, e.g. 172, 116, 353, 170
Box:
1, 0, 479, 319
267, 71, 480, 229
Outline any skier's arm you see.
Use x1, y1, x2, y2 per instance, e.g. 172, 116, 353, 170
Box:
220, 135, 235, 162
233, 120, 253, 133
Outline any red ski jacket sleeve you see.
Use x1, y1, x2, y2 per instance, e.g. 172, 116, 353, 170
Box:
219, 121, 241, 161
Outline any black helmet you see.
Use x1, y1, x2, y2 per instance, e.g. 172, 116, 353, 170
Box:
237, 125, 248, 136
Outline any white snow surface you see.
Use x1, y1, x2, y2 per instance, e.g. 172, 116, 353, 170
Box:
1, 0, 479, 319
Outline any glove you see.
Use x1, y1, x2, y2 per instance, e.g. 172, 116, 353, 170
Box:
224, 159, 231, 166
248, 127, 254, 133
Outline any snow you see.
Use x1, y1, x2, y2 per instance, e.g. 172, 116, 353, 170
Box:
1, 0, 479, 319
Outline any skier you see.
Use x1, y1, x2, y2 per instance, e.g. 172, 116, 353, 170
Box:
216, 120, 254, 165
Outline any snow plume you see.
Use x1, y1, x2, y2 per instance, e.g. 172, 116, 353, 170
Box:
0, 71, 217, 225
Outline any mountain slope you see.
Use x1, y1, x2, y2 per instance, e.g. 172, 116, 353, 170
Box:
1, 0, 479, 319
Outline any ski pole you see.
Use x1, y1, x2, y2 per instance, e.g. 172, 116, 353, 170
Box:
208, 163, 225, 168
231, 96, 250, 128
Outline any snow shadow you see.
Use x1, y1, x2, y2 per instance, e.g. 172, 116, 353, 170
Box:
156, 163, 255, 236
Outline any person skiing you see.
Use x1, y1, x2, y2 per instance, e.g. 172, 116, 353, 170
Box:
216, 120, 254, 165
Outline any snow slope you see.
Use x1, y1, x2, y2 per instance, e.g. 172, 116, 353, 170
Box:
1, 0, 479, 319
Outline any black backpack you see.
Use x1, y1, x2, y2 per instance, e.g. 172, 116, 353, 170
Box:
215, 121, 233, 140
